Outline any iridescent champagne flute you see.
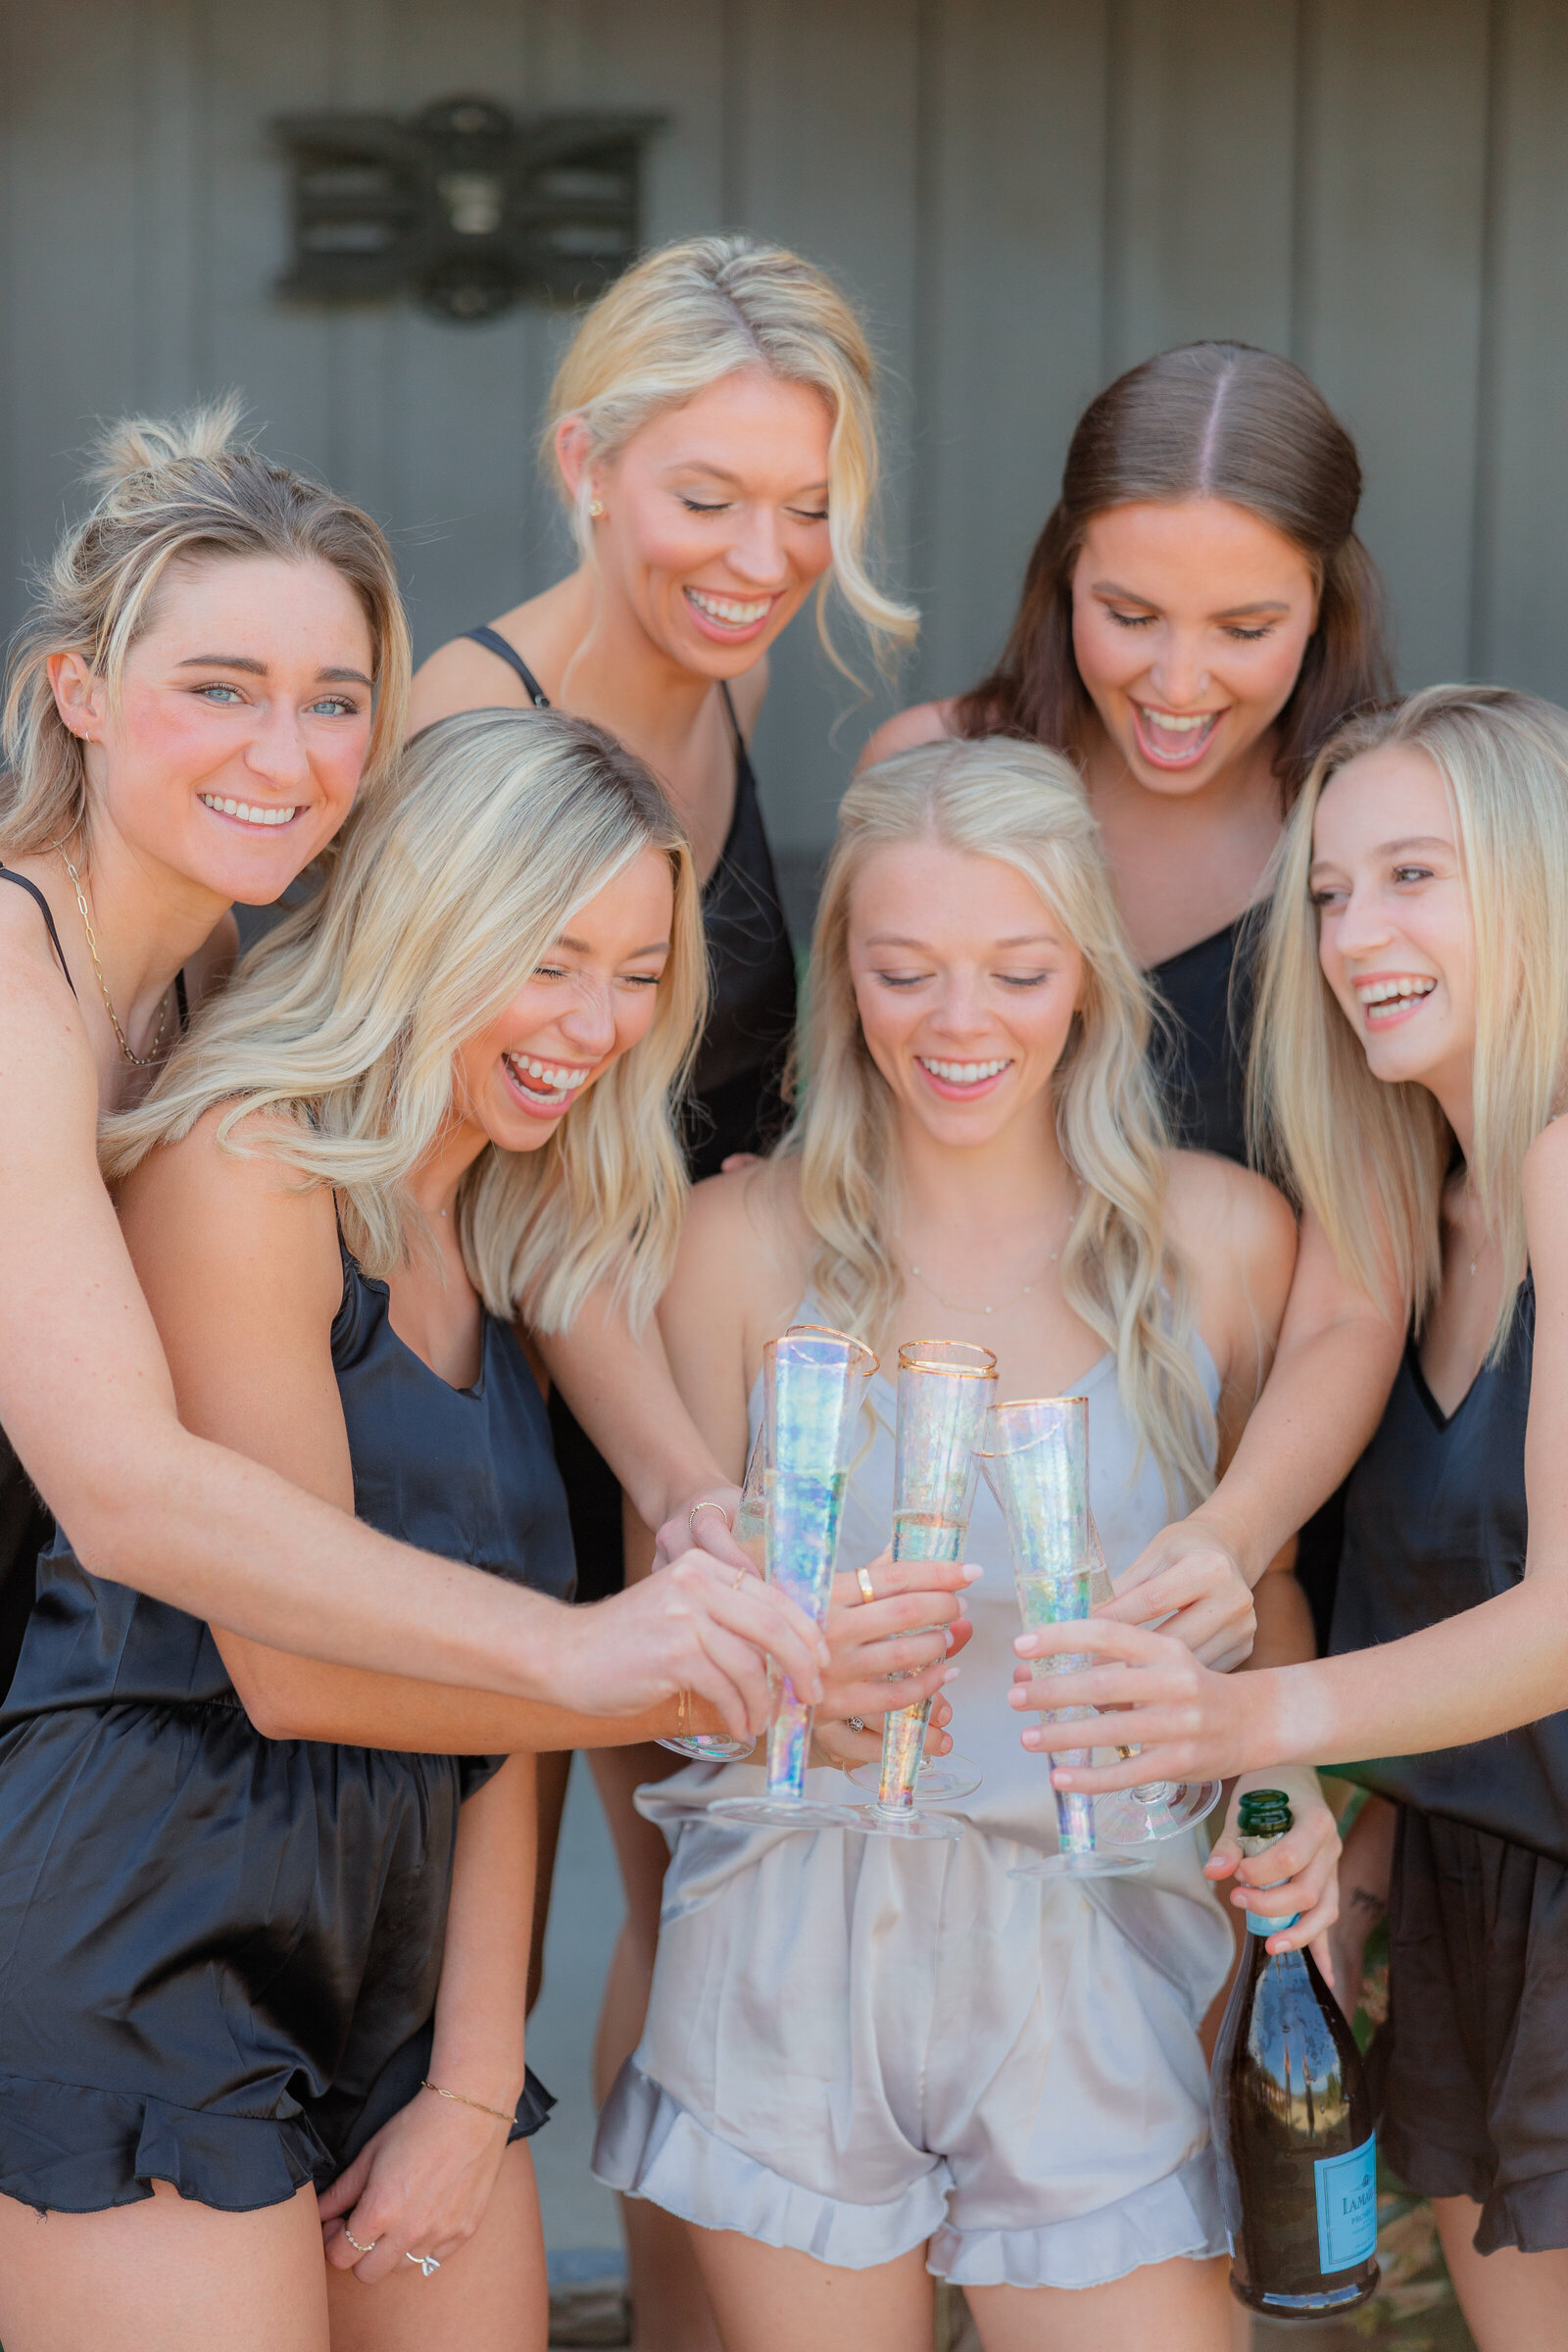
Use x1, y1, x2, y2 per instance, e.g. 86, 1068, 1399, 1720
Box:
974, 1396, 1151, 1883
1079, 1516, 1222, 1845
844, 1339, 996, 1840
655, 1422, 765, 1763
710, 1325, 877, 1830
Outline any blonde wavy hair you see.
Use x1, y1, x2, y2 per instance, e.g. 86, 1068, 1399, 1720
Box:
788, 738, 1216, 1507
1251, 683, 1568, 1359
543, 233, 918, 679
102, 709, 707, 1335
1, 397, 410, 861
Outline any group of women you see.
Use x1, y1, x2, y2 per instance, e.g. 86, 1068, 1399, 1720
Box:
0, 229, 1563, 2352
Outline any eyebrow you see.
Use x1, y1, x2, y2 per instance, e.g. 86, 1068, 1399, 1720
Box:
864, 932, 1062, 952
1309, 835, 1453, 869
175, 655, 373, 686
665, 462, 829, 494
553, 933, 671, 957
1089, 578, 1290, 618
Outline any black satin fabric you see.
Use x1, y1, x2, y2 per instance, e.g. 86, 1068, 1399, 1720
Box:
1330, 1278, 1568, 1859
460, 634, 798, 1601
0, 1243, 573, 2214
1147, 915, 1252, 1168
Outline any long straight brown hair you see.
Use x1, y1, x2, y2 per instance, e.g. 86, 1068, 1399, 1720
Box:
956, 343, 1394, 799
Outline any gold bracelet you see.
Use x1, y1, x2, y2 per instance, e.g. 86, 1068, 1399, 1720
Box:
676, 1688, 692, 1739
420, 2078, 514, 2127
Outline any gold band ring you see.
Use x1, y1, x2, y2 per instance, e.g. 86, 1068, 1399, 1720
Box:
732, 1566, 748, 1592
856, 1567, 876, 1605
689, 1497, 733, 1538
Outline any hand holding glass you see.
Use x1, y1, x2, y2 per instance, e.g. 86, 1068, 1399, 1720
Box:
975, 1396, 1150, 1882
710, 1326, 876, 1830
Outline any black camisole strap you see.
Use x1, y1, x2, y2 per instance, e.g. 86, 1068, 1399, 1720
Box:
463, 626, 550, 709
175, 968, 189, 1030
0, 863, 76, 998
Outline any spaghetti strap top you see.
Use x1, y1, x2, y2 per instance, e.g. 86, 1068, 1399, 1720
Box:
1147, 914, 1253, 1169
461, 626, 798, 1174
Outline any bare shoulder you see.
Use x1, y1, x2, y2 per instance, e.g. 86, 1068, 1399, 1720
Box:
855, 698, 958, 775
408, 631, 536, 731
1165, 1151, 1298, 1293
1523, 1116, 1568, 1221
0, 872, 98, 1140
679, 1156, 809, 1278
118, 1104, 341, 1314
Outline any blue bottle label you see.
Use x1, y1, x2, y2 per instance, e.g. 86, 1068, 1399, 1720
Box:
1244, 1907, 1301, 1936
1315, 2132, 1377, 2272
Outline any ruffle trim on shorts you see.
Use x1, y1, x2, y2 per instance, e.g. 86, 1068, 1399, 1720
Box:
0, 2073, 334, 2216
594, 2058, 947, 2269
595, 2060, 1226, 2288
1380, 2115, 1568, 2257
931, 2144, 1227, 2290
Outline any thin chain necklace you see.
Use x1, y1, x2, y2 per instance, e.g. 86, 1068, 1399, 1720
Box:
907, 1188, 1081, 1318
59, 849, 172, 1068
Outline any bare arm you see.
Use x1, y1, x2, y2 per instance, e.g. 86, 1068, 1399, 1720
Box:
855, 698, 956, 776
1111, 1207, 1404, 1617
0, 925, 592, 1701
1017, 1122, 1568, 1781
536, 1295, 734, 1542
319, 1751, 538, 2280
114, 1111, 826, 1745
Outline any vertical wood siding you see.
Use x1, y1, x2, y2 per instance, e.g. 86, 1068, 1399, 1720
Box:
2, 0, 1565, 858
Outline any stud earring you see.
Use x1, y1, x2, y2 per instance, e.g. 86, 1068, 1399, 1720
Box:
588, 498, 606, 519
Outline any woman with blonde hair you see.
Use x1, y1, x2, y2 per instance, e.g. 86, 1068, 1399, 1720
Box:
595, 736, 1334, 2352
0, 706, 958, 2352
0, 404, 831, 1748
412, 231, 919, 2338
1021, 685, 1568, 2348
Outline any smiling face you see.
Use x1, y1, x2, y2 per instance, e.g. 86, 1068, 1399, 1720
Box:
847, 837, 1084, 1150
564, 365, 835, 677
451, 845, 675, 1156
1309, 744, 1476, 1108
52, 552, 374, 904
1070, 498, 1319, 795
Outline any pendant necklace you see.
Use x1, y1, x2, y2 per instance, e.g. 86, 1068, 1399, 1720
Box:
906, 1187, 1081, 1317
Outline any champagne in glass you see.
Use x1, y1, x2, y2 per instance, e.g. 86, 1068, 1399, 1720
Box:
1211, 1789, 1379, 2320
975, 1396, 1151, 1883
1080, 1520, 1222, 1845
846, 1340, 996, 1840
710, 1326, 876, 1831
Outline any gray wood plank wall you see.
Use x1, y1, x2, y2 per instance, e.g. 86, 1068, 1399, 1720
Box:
3, 0, 1566, 875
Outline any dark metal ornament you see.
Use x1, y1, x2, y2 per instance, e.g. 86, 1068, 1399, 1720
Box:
274, 95, 662, 320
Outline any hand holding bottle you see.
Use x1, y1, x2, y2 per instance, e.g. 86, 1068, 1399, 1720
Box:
1206, 1766, 1342, 1974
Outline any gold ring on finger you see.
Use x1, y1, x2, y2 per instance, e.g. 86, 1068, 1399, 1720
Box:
732, 1566, 747, 1592
856, 1567, 876, 1605
343, 2229, 377, 2254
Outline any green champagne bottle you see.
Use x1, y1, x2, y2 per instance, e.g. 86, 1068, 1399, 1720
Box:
1210, 1788, 1380, 2321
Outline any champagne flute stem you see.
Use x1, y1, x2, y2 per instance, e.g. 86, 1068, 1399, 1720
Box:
764, 1672, 812, 1800
875, 1691, 934, 1814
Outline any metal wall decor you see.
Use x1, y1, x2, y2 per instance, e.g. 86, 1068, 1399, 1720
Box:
274, 96, 662, 320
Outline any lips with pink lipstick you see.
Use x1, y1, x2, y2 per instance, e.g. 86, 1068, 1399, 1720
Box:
501, 1049, 594, 1116
1130, 703, 1224, 769
683, 586, 778, 644
916, 1054, 1012, 1102
1352, 972, 1438, 1030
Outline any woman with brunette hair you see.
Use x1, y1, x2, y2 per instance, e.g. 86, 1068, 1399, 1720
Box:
1022, 686, 1568, 2348
866, 341, 1406, 1657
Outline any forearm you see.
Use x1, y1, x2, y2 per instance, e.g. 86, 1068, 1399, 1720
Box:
1236, 1576, 1568, 1772
429, 1757, 535, 2103
65, 1419, 582, 1699
222, 1635, 727, 1750
536, 1299, 725, 1529
1193, 1316, 1401, 1584
1246, 1546, 1315, 1672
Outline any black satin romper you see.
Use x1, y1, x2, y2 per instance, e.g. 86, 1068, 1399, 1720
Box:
0, 1235, 572, 2214
1329, 1278, 1568, 2250
462, 629, 799, 1600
